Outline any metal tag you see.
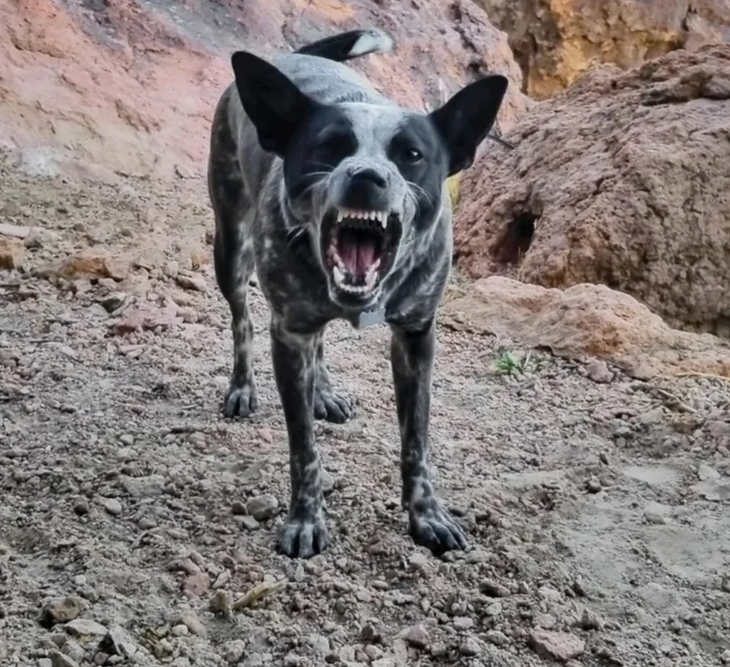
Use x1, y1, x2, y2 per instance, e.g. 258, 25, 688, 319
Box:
357, 307, 387, 329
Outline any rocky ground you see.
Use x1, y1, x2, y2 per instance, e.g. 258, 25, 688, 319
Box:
1, 159, 730, 667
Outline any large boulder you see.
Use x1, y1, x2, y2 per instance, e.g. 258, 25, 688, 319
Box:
454, 45, 730, 337
475, 0, 730, 97
440, 277, 730, 380
0, 0, 527, 181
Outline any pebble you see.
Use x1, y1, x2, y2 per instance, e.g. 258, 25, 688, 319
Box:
246, 495, 279, 521
722, 649, 730, 665
101, 626, 138, 657
64, 619, 108, 637
103, 498, 123, 516
529, 630, 586, 662
453, 616, 475, 631
430, 641, 448, 658
485, 630, 509, 647
586, 359, 613, 383
480, 579, 511, 598
586, 476, 602, 493
401, 623, 430, 650
72, 498, 89, 516
538, 586, 562, 602
459, 638, 480, 657
221, 639, 246, 663
485, 602, 503, 617
535, 613, 557, 629
171, 624, 189, 637
239, 516, 260, 531
183, 571, 211, 597
49, 651, 78, 667
40, 597, 83, 627
580, 608, 604, 631
231, 500, 247, 515
179, 611, 207, 638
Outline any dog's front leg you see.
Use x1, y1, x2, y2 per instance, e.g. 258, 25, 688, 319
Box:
270, 319, 330, 558
391, 320, 468, 554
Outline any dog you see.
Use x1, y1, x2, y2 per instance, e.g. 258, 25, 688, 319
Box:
208, 28, 508, 558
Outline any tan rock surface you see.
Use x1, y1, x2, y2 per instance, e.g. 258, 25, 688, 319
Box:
476, 0, 730, 97
0, 0, 527, 182
441, 277, 730, 379
454, 45, 730, 336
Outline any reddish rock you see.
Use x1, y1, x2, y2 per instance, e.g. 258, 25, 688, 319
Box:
440, 277, 730, 379
0, 0, 527, 181
36, 251, 129, 281
455, 46, 730, 336
183, 571, 211, 597
475, 0, 730, 98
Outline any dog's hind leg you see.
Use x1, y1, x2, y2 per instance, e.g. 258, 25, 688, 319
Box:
209, 99, 258, 419
312, 330, 353, 424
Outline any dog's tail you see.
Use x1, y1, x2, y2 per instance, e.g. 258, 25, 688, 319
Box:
295, 29, 394, 62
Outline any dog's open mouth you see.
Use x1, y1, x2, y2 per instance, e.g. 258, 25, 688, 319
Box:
323, 207, 401, 300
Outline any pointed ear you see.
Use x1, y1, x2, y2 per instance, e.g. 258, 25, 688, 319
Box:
428, 75, 509, 177
231, 51, 318, 156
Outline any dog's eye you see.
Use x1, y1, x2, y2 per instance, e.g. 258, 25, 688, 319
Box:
404, 148, 423, 163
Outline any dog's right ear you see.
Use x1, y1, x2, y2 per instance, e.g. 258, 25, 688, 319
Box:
231, 52, 317, 156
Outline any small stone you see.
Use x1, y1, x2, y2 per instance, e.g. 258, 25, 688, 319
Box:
239, 516, 260, 531
722, 649, 730, 665
640, 406, 665, 426
38, 660, 53, 667
180, 611, 207, 638
535, 613, 557, 629
586, 476, 602, 494
430, 641, 448, 658
73, 498, 89, 517
401, 623, 430, 650
453, 616, 475, 631
40, 597, 84, 627
164, 261, 180, 278
586, 359, 613, 383
538, 586, 562, 602
221, 639, 247, 663
183, 571, 211, 597
459, 638, 480, 657
246, 495, 279, 521
61, 640, 84, 663
171, 624, 189, 637
64, 619, 108, 637
103, 498, 122, 516
49, 651, 78, 667
100, 293, 128, 313
580, 608, 603, 631
0, 237, 25, 270
529, 630, 586, 662
138, 517, 156, 530
485, 602, 503, 617
480, 579, 510, 598
485, 631, 509, 647
231, 500, 247, 515
100, 626, 138, 657
175, 274, 207, 292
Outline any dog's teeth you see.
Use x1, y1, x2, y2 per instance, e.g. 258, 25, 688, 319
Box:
336, 210, 344, 223
380, 212, 387, 228
333, 265, 345, 285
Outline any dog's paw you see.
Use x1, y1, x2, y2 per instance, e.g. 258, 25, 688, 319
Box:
314, 386, 353, 424
277, 514, 331, 559
223, 381, 258, 419
408, 501, 469, 555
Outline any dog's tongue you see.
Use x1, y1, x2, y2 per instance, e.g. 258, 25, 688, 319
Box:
339, 230, 377, 276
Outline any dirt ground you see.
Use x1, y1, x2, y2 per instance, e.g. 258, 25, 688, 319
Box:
1, 159, 729, 667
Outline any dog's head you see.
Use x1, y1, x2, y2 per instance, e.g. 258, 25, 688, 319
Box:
231, 52, 508, 309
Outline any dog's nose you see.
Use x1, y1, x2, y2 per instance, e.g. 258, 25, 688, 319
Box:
348, 167, 387, 189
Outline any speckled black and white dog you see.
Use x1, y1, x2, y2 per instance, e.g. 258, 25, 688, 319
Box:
208, 29, 508, 558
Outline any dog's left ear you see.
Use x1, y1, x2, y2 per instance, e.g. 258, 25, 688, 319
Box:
231, 51, 318, 156
428, 75, 509, 177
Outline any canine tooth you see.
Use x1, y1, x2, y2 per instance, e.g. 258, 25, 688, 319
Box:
333, 266, 345, 285
337, 210, 345, 223
381, 213, 387, 228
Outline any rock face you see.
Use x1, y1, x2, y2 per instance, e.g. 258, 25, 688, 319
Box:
0, 0, 527, 181
454, 45, 730, 336
476, 0, 730, 97
440, 277, 730, 379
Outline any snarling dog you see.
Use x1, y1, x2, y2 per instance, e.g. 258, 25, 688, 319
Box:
208, 29, 508, 558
